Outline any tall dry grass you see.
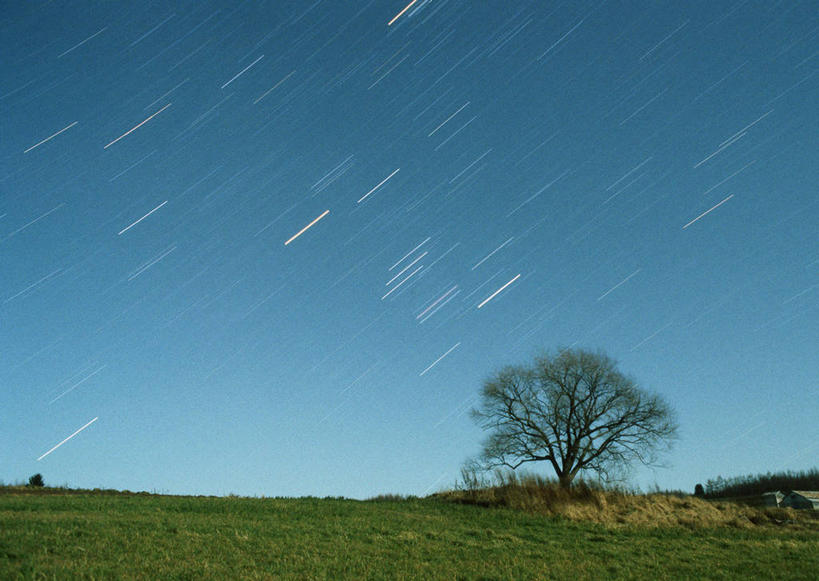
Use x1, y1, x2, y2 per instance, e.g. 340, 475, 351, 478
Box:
434, 471, 819, 530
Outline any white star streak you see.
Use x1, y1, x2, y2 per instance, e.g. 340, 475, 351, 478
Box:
450, 148, 492, 183
424, 242, 460, 270
682, 194, 734, 229
58, 28, 107, 58
104, 103, 171, 149
4, 268, 63, 303
433, 394, 478, 428
358, 168, 400, 203
144, 78, 188, 110
388, 0, 419, 26
416, 286, 458, 319
312, 156, 355, 191
597, 269, 641, 301
254, 70, 296, 104
506, 170, 569, 217
701, 160, 756, 196
471, 237, 513, 270
368, 54, 410, 89
783, 284, 818, 304
37, 417, 98, 461
693, 134, 745, 168
284, 210, 330, 245
49, 365, 106, 404
434, 115, 477, 151
429, 102, 469, 136
390, 237, 430, 270
418, 288, 460, 324
619, 88, 668, 126
420, 342, 461, 376
24, 122, 78, 153
639, 20, 689, 61
537, 19, 584, 60
606, 157, 652, 191
630, 322, 673, 351
340, 363, 379, 396
129, 13, 176, 47
477, 274, 521, 309
719, 110, 773, 148
221, 54, 264, 89
382, 264, 424, 299
6, 203, 65, 238
387, 252, 427, 285
118, 201, 168, 235
128, 246, 176, 280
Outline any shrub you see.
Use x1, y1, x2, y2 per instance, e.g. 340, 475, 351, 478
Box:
368, 494, 414, 502
704, 468, 819, 498
28, 473, 45, 487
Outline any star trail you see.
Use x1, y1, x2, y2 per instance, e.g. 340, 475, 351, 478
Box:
1, 1, 816, 498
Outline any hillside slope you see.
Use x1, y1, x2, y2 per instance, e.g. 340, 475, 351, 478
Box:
2, 489, 818, 579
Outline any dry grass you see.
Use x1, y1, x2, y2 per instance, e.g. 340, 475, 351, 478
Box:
434, 472, 819, 530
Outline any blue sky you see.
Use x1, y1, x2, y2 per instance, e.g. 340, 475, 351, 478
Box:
2, 1, 816, 498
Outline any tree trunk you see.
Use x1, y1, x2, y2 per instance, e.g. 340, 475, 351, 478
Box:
558, 473, 574, 489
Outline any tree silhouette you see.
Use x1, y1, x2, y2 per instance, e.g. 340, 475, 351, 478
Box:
28, 473, 45, 487
470, 348, 678, 488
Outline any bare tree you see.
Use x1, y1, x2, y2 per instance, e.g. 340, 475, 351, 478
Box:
470, 348, 678, 488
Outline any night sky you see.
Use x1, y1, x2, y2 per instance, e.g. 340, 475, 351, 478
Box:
2, 1, 817, 498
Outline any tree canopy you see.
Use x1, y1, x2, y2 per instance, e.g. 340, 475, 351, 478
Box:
470, 348, 678, 487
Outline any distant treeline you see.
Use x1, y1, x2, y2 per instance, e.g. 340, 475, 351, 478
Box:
702, 468, 819, 498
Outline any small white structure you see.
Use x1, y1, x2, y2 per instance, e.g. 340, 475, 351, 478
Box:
761, 491, 784, 507
781, 491, 819, 510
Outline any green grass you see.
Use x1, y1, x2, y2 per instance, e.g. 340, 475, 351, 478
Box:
1, 487, 817, 580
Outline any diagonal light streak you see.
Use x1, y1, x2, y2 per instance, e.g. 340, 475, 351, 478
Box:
420, 342, 461, 376
477, 274, 521, 309
358, 168, 400, 203
388, 0, 419, 26
118, 201, 167, 235
104, 103, 171, 149
37, 417, 98, 461
682, 194, 734, 229
284, 210, 330, 245
24, 122, 79, 153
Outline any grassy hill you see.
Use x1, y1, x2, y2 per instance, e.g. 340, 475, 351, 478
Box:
432, 472, 819, 530
1, 485, 817, 580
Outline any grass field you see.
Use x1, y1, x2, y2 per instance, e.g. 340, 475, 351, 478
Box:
1, 486, 817, 580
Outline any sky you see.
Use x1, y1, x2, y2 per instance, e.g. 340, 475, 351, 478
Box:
1, 1, 817, 499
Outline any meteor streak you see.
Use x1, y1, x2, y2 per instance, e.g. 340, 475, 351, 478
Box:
37, 417, 98, 461
477, 274, 520, 309
284, 210, 330, 245
388, 0, 419, 26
